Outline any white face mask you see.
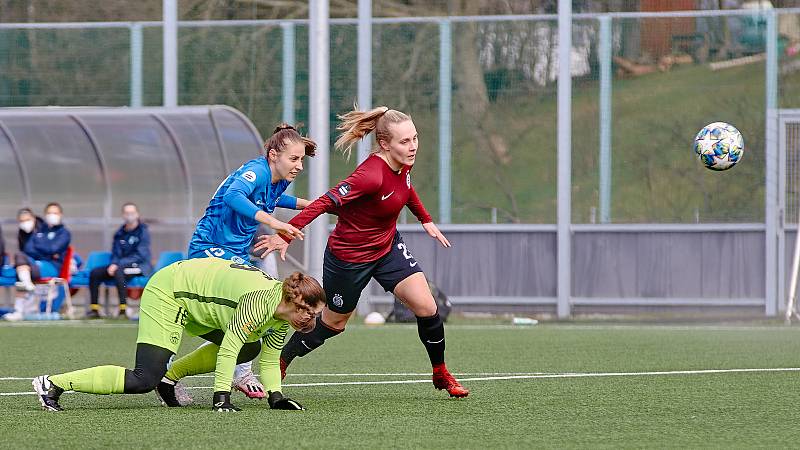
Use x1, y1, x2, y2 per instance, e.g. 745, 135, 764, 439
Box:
18, 220, 34, 233
45, 213, 61, 227
123, 214, 139, 224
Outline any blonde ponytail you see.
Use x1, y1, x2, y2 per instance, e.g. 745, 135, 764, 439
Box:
334, 106, 411, 160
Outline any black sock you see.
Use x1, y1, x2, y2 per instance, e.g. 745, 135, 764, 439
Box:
417, 312, 445, 366
281, 316, 343, 364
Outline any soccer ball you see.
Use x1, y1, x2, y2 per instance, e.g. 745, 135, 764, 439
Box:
693, 122, 744, 171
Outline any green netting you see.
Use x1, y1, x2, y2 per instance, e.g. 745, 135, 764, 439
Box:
1, 13, 799, 224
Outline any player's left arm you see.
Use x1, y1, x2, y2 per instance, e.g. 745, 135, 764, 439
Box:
259, 323, 304, 410
275, 195, 310, 210
407, 187, 451, 248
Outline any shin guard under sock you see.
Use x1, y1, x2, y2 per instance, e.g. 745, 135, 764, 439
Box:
281, 316, 343, 364
417, 312, 445, 366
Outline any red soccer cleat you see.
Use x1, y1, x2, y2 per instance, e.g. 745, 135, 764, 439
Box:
280, 357, 288, 380
432, 364, 469, 398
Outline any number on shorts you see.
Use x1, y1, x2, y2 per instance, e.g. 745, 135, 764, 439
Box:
208, 247, 226, 257
174, 306, 188, 326
397, 243, 416, 267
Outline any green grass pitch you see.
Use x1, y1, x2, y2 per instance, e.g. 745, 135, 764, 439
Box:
3, 320, 800, 448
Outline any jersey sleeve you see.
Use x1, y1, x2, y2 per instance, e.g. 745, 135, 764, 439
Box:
406, 186, 433, 223
258, 322, 289, 393
288, 164, 382, 230
213, 287, 279, 393
222, 162, 267, 220
276, 194, 298, 210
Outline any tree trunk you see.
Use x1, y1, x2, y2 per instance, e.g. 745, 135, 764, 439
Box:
450, 0, 520, 221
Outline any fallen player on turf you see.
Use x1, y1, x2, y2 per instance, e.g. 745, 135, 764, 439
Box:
32, 257, 324, 412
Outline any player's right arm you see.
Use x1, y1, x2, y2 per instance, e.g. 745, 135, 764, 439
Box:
292, 163, 381, 229
407, 187, 451, 248
212, 292, 272, 409
254, 164, 381, 258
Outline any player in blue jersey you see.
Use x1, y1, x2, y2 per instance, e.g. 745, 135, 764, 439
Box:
179, 124, 316, 403
189, 124, 315, 260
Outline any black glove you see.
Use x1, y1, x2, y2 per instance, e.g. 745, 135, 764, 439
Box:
212, 391, 240, 412
268, 391, 305, 410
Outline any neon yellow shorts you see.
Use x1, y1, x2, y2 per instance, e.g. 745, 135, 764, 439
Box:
136, 264, 214, 353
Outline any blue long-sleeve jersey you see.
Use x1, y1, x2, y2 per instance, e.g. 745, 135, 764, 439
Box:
189, 157, 297, 259
111, 222, 153, 276
23, 223, 70, 263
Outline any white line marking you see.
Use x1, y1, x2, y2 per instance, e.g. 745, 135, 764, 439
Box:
0, 373, 547, 381
4, 367, 800, 396
3, 322, 800, 332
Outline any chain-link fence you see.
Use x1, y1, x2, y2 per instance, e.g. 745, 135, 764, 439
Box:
0, 10, 799, 225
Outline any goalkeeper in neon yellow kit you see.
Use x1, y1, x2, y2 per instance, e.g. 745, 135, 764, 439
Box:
32, 257, 325, 412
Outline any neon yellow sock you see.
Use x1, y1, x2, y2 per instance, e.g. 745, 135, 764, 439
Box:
49, 365, 126, 394
165, 343, 219, 382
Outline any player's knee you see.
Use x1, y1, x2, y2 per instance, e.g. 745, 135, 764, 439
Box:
124, 368, 162, 394
416, 311, 443, 332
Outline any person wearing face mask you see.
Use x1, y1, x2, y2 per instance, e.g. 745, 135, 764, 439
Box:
16, 208, 43, 253
86, 202, 152, 319
14, 203, 71, 292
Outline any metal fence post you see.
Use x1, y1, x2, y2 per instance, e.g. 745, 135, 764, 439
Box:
308, 0, 330, 282
439, 19, 452, 224
162, 0, 178, 107
282, 21, 296, 195
357, 0, 372, 164
557, 1, 572, 319
130, 23, 143, 107
599, 15, 612, 224
766, 10, 779, 316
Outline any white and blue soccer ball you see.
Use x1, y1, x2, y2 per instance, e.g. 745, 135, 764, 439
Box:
693, 122, 744, 171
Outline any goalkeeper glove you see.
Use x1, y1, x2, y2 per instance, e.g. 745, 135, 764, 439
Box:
212, 391, 240, 412
268, 391, 305, 410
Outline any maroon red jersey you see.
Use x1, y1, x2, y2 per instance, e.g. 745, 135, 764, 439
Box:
288, 154, 432, 263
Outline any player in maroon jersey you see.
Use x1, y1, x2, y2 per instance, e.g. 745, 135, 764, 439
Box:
255, 106, 468, 398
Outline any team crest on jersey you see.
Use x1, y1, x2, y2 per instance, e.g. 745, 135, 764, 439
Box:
406, 172, 411, 188
242, 170, 257, 183
231, 256, 245, 265
338, 183, 351, 197
242, 321, 256, 335
332, 293, 344, 307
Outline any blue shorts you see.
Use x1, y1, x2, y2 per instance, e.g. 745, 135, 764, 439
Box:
33, 260, 59, 279
187, 246, 248, 265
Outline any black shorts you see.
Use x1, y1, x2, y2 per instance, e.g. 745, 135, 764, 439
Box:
323, 231, 423, 314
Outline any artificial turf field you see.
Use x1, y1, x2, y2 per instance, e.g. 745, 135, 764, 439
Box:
3, 320, 800, 449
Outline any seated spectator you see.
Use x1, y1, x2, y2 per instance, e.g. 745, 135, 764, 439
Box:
86, 202, 152, 319
17, 208, 43, 251
14, 203, 70, 292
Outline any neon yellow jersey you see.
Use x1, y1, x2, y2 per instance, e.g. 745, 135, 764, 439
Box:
167, 257, 289, 393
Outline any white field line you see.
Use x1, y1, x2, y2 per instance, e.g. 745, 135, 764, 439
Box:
4, 367, 800, 396
0, 372, 547, 381
4, 322, 800, 332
